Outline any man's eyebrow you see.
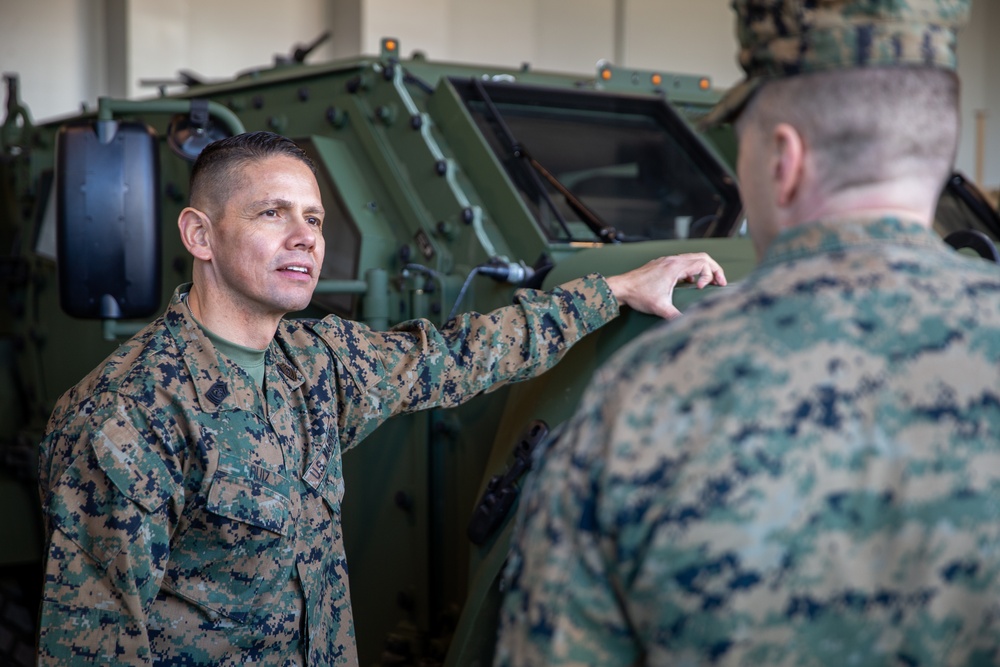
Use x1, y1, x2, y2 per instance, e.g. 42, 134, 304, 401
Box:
248, 198, 294, 210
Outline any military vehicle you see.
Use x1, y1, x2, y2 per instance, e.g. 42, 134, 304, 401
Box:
1, 35, 997, 666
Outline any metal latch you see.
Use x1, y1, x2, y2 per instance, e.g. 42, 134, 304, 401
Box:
467, 419, 549, 546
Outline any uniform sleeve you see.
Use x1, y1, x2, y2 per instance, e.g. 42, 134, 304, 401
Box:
37, 401, 180, 666
313, 273, 619, 450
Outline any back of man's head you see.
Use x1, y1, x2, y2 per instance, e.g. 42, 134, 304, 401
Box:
189, 131, 316, 220
741, 67, 959, 197
704, 0, 970, 197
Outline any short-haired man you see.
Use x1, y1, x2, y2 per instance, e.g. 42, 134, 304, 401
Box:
496, 1, 1000, 664
37, 131, 725, 665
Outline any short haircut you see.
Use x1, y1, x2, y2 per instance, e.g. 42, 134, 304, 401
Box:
188, 131, 317, 219
738, 67, 959, 197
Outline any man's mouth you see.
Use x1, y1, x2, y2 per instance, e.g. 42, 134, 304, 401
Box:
279, 264, 313, 277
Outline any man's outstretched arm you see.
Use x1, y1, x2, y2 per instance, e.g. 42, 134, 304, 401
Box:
315, 252, 727, 448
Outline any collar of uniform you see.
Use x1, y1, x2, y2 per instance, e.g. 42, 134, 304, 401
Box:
759, 215, 942, 268
163, 285, 306, 416
162, 284, 263, 416
261, 332, 306, 417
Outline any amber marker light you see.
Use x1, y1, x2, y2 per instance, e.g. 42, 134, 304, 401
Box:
699, 78, 710, 90
651, 73, 662, 86
385, 40, 398, 52
600, 68, 612, 81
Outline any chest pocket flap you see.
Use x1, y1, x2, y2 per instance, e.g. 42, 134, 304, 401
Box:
206, 471, 290, 537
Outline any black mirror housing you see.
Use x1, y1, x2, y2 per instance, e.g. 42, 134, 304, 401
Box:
56, 119, 161, 319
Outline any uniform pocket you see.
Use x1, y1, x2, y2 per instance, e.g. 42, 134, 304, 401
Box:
163, 461, 292, 624
47, 417, 176, 568
206, 472, 290, 536
92, 417, 176, 513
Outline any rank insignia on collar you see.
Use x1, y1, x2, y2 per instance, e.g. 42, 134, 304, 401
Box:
206, 380, 230, 406
277, 362, 298, 381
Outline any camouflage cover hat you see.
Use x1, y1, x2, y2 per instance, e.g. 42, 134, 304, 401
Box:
700, 0, 971, 129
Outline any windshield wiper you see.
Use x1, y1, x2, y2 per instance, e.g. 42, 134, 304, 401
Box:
472, 78, 623, 243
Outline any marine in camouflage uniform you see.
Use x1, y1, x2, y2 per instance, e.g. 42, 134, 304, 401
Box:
38, 277, 615, 665
496, 1, 1000, 665
37, 132, 724, 664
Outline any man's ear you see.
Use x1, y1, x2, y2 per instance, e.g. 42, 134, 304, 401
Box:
178, 207, 213, 261
772, 123, 805, 207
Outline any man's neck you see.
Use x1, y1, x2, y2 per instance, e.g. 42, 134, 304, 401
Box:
755, 178, 939, 258
791, 179, 938, 229
186, 285, 278, 350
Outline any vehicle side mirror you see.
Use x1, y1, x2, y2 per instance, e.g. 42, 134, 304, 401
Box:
56, 119, 161, 319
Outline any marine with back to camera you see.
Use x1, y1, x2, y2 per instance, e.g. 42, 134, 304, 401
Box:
496, 1, 1000, 665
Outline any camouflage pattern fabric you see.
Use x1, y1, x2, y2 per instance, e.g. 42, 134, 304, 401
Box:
37, 274, 618, 666
496, 217, 1000, 666
701, 0, 970, 128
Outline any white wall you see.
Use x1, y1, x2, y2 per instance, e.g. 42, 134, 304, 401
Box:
360, 0, 732, 82
123, 0, 338, 99
0, 0, 338, 117
956, 0, 1000, 190
625, 0, 742, 87
362, 0, 449, 61
360, 0, 616, 74
0, 0, 109, 122
1, 0, 996, 190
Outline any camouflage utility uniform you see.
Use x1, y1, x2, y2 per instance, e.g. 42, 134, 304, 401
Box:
39, 275, 618, 666
497, 217, 1000, 666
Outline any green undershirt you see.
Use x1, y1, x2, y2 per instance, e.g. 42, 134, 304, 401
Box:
187, 300, 267, 386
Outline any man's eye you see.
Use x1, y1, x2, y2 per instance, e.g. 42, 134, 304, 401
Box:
308, 217, 323, 226
263, 209, 278, 217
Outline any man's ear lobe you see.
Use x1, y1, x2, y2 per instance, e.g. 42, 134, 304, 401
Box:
178, 207, 213, 261
772, 123, 805, 207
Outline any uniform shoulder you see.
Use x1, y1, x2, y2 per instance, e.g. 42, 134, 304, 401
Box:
283, 314, 387, 390
56, 319, 180, 412
950, 251, 1000, 284
277, 315, 327, 344
596, 283, 749, 387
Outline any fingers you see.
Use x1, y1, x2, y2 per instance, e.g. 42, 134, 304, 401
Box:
604, 252, 728, 320
709, 261, 728, 287
659, 303, 683, 320
694, 266, 727, 289
672, 252, 726, 289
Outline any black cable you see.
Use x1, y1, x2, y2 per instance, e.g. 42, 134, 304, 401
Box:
448, 266, 484, 322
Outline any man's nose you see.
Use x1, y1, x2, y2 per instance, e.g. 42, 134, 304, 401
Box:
289, 215, 318, 250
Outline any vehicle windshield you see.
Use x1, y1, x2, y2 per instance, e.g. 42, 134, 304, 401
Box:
454, 79, 742, 243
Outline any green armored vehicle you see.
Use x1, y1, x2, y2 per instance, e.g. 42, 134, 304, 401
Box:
1, 36, 996, 666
